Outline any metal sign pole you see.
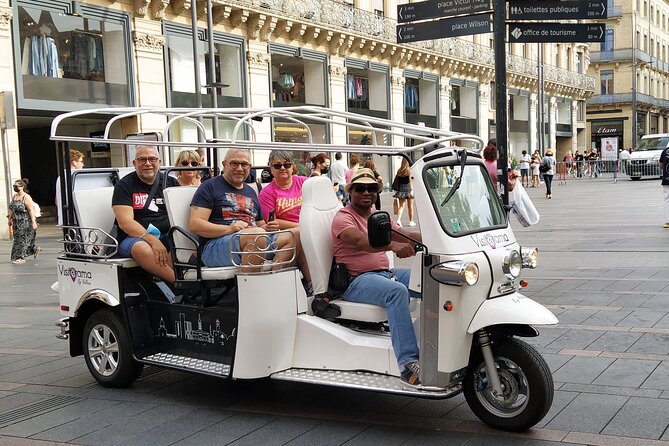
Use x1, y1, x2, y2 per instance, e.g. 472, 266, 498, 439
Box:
493, 0, 509, 206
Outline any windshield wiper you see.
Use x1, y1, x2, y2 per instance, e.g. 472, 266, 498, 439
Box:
441, 149, 468, 206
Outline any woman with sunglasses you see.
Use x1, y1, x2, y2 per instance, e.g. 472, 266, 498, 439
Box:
258, 150, 308, 229
174, 150, 202, 187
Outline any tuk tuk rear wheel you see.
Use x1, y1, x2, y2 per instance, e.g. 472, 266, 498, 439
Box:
82, 309, 143, 387
464, 336, 553, 432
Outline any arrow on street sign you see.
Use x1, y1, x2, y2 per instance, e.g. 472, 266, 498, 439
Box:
397, 12, 492, 43
397, 0, 491, 24
508, 1, 607, 21
508, 23, 605, 43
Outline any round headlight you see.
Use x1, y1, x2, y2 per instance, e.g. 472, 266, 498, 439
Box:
503, 250, 522, 278
521, 247, 539, 269
463, 262, 479, 285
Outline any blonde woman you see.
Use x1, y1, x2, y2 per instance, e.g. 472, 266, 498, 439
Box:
392, 158, 415, 227
174, 150, 202, 187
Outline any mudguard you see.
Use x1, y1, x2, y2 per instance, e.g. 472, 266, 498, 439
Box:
467, 292, 558, 333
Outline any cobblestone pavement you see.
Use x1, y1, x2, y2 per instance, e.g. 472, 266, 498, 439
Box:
1, 177, 668, 445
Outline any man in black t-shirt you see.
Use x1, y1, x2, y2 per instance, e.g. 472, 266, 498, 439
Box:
112, 146, 179, 282
660, 147, 669, 228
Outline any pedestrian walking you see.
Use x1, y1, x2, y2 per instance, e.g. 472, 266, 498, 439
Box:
520, 150, 531, 187
542, 149, 556, 199
392, 158, 415, 227
574, 149, 584, 178
7, 179, 40, 264
530, 155, 541, 187
661, 146, 669, 228
483, 138, 498, 188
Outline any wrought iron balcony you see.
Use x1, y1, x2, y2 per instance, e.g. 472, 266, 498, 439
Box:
587, 92, 669, 110
225, 0, 594, 92
589, 48, 669, 73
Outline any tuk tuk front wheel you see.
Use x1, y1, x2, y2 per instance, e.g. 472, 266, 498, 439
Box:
463, 336, 553, 432
82, 309, 143, 387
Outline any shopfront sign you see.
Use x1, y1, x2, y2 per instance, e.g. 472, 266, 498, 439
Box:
592, 121, 623, 135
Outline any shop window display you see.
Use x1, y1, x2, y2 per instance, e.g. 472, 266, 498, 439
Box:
17, 5, 129, 106
165, 31, 244, 108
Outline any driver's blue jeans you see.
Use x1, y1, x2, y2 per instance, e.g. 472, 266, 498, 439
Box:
342, 268, 419, 368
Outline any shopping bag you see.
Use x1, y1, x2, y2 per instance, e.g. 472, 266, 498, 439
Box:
509, 183, 540, 227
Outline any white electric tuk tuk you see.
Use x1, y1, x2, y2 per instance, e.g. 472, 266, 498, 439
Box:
53, 106, 557, 432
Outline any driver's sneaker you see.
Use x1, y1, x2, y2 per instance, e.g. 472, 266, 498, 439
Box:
400, 361, 421, 387
408, 221, 417, 227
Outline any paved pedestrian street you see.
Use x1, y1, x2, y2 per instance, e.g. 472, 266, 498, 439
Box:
1, 177, 668, 445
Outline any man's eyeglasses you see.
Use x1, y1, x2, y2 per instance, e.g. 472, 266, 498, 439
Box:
227, 160, 252, 170
136, 157, 159, 164
271, 162, 293, 170
352, 184, 378, 194
180, 161, 200, 167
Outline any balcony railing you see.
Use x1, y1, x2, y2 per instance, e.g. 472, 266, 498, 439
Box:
224, 0, 594, 92
589, 48, 669, 73
587, 92, 669, 109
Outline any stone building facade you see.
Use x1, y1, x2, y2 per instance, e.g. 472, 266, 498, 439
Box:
0, 0, 595, 233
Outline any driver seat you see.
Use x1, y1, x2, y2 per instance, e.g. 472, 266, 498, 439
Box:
299, 176, 388, 323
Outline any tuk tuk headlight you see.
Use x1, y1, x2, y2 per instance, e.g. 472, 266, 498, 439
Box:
430, 260, 479, 286
521, 247, 539, 269
503, 250, 522, 278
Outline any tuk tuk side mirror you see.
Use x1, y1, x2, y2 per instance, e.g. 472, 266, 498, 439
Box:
367, 211, 392, 248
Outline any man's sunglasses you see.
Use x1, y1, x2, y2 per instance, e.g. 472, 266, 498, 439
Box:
180, 161, 200, 167
271, 162, 293, 170
352, 184, 378, 194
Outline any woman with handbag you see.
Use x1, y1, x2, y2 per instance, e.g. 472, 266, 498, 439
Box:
7, 179, 40, 264
541, 149, 556, 199
392, 158, 415, 227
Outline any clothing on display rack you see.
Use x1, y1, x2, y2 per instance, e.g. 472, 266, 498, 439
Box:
23, 34, 60, 77
63, 30, 104, 80
346, 74, 369, 108
405, 82, 419, 112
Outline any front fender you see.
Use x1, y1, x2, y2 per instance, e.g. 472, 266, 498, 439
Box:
467, 292, 558, 334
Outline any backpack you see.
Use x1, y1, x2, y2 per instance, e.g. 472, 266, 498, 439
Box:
539, 158, 550, 173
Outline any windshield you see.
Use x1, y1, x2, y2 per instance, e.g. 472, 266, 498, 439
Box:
425, 164, 506, 235
636, 137, 669, 151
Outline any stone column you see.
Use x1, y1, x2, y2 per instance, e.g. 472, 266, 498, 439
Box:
439, 80, 451, 132
549, 97, 557, 151
131, 19, 167, 165
529, 93, 538, 152
0, 3, 20, 239
478, 86, 489, 142
246, 40, 271, 146
328, 56, 347, 147
389, 67, 405, 150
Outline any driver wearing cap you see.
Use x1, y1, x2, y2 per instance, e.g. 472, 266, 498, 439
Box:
330, 167, 423, 387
